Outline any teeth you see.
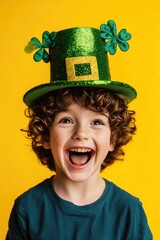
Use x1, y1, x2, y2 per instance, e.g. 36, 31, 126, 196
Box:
69, 148, 92, 153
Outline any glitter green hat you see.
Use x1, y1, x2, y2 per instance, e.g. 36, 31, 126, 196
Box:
23, 20, 137, 106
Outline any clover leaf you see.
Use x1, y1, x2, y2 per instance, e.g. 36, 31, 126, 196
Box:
100, 20, 131, 55
24, 31, 57, 63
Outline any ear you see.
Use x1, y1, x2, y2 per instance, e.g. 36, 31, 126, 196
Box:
109, 143, 114, 152
110, 132, 117, 152
43, 141, 51, 149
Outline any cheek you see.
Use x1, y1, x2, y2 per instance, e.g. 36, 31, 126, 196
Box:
50, 132, 62, 148
50, 129, 68, 150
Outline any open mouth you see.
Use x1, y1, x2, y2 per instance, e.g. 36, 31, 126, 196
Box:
68, 148, 94, 166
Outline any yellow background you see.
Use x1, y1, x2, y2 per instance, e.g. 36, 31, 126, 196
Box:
1, 1, 159, 239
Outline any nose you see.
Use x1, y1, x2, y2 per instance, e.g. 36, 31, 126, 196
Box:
72, 124, 89, 141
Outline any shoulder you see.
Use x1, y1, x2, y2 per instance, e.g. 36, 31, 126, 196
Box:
104, 180, 153, 239
7, 177, 54, 238
15, 176, 53, 211
106, 180, 141, 212
107, 180, 139, 201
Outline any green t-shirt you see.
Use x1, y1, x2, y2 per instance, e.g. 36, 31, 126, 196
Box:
6, 177, 152, 240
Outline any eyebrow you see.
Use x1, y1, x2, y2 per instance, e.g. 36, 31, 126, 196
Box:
56, 107, 109, 119
95, 112, 109, 118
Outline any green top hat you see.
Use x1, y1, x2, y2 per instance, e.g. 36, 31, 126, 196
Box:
24, 20, 137, 106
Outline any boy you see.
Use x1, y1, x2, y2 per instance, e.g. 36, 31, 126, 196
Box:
6, 20, 152, 239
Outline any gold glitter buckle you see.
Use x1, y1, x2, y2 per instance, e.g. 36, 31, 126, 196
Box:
65, 56, 99, 81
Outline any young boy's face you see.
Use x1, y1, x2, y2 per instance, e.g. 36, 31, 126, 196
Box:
44, 102, 114, 182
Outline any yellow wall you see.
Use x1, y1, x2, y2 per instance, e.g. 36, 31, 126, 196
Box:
1, 1, 159, 239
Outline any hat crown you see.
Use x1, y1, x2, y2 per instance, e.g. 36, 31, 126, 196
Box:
50, 27, 111, 82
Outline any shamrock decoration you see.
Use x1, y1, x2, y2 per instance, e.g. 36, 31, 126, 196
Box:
100, 20, 131, 55
24, 31, 57, 63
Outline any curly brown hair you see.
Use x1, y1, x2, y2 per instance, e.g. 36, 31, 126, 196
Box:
24, 87, 136, 171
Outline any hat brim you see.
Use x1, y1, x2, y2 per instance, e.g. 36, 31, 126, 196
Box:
23, 80, 137, 106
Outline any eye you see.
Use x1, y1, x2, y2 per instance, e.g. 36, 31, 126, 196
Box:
58, 117, 73, 124
91, 119, 105, 126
